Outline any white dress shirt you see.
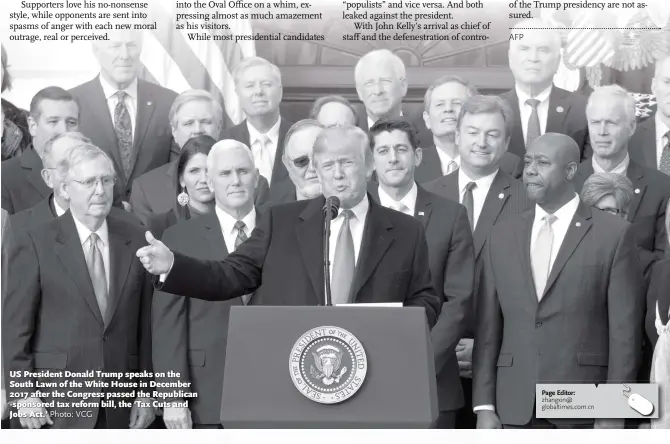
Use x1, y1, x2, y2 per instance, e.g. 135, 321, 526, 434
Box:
516, 84, 552, 144
367, 110, 403, 130
592, 153, 630, 175
99, 75, 138, 142
655, 113, 670, 169
435, 147, 460, 176
458, 168, 499, 229
214, 205, 257, 253
377, 182, 418, 216
329, 195, 369, 280
72, 215, 110, 292
474, 193, 580, 413
247, 118, 281, 186
53, 197, 67, 217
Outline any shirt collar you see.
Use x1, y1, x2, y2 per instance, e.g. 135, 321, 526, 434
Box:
367, 110, 404, 130
656, 113, 670, 141
458, 168, 499, 194
246, 117, 281, 147
71, 214, 109, 248
99, 74, 138, 102
515, 84, 552, 105
534, 193, 580, 225
337, 194, 369, 221
592, 153, 630, 175
53, 196, 67, 217
377, 181, 418, 214
215, 205, 257, 236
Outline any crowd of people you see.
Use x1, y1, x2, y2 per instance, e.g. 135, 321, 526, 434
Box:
1, 18, 669, 429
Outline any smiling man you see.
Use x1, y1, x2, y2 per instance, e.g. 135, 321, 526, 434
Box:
473, 132, 644, 429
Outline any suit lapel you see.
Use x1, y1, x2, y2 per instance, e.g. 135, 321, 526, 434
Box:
269, 117, 293, 201
200, 213, 229, 257
515, 210, 538, 308
55, 213, 104, 325
90, 77, 125, 180
352, 199, 393, 300
105, 220, 134, 327
439, 171, 460, 202
505, 89, 525, 154
473, 171, 510, 258
414, 186, 433, 228
546, 87, 571, 134
415, 144, 443, 183
129, 80, 156, 179
21, 149, 50, 200
632, 120, 658, 170
296, 198, 326, 304
542, 203, 592, 299
626, 161, 646, 221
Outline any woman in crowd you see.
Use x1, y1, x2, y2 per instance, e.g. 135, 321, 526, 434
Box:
580, 172, 634, 220
147, 135, 216, 239
1, 45, 31, 161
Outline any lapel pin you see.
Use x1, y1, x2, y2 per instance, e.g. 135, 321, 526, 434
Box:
576, 222, 581, 227
634, 188, 640, 194
418, 211, 425, 216
147, 101, 153, 106
498, 193, 504, 199
556, 106, 564, 113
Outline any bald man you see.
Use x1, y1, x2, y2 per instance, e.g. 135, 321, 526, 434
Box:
152, 140, 262, 428
473, 133, 645, 429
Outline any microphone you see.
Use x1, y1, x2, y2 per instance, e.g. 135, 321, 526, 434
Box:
322, 196, 340, 306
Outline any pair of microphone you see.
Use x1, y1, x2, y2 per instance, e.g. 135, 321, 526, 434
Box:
322, 196, 341, 307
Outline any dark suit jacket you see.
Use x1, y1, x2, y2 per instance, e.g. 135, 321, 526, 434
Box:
159, 196, 441, 327
574, 159, 670, 275
220, 117, 294, 206
368, 184, 474, 412
10, 195, 141, 236
129, 160, 270, 226
424, 169, 533, 336
415, 146, 523, 182
1, 147, 50, 215
501, 86, 591, 162
69, 76, 178, 203
152, 211, 261, 425
629, 117, 661, 171
2, 211, 153, 428
645, 258, 670, 350
472, 203, 645, 426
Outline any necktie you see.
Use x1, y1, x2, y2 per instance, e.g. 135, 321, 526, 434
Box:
462, 181, 477, 230
526, 98, 541, 149
660, 131, 670, 176
85, 233, 108, 320
331, 210, 355, 305
254, 135, 273, 186
531, 214, 557, 300
113, 91, 133, 178
234, 220, 252, 305
391, 201, 410, 216
446, 160, 459, 175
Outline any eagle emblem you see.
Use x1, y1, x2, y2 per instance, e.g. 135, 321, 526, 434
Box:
310, 345, 348, 385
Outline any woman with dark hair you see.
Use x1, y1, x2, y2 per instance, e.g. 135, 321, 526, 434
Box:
1, 44, 31, 161
147, 135, 216, 239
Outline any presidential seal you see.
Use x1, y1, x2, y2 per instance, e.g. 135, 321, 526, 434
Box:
289, 326, 367, 404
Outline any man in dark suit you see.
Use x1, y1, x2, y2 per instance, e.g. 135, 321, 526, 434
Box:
69, 29, 178, 208
419, 75, 523, 181
1, 87, 79, 214
3, 143, 155, 429
138, 126, 441, 327
153, 140, 262, 428
424, 95, 532, 428
629, 54, 670, 175
129, 90, 223, 225
473, 133, 645, 429
366, 118, 474, 428
573, 85, 670, 276
501, 20, 590, 162
221, 57, 294, 206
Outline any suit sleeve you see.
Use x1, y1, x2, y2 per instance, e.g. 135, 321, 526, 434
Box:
404, 223, 441, 328
138, 264, 154, 391
430, 206, 475, 374
129, 179, 152, 226
1, 230, 40, 396
606, 224, 645, 384
151, 229, 193, 400
158, 206, 272, 301
472, 239, 503, 408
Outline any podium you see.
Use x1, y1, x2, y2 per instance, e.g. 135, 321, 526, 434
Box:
220, 306, 438, 428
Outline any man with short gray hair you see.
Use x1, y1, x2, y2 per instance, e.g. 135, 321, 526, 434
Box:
277, 119, 324, 203
3, 143, 155, 429
501, 18, 590, 161
573, 84, 670, 275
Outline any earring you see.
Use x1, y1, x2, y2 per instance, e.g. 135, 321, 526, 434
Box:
177, 188, 190, 206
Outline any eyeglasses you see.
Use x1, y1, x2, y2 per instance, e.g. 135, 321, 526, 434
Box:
597, 206, 628, 218
70, 176, 117, 189
287, 155, 310, 169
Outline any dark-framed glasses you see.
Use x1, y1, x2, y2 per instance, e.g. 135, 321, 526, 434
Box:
597, 206, 627, 218
71, 176, 117, 189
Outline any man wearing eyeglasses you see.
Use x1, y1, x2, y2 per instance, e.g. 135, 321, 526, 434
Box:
3, 143, 155, 429
573, 85, 670, 277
